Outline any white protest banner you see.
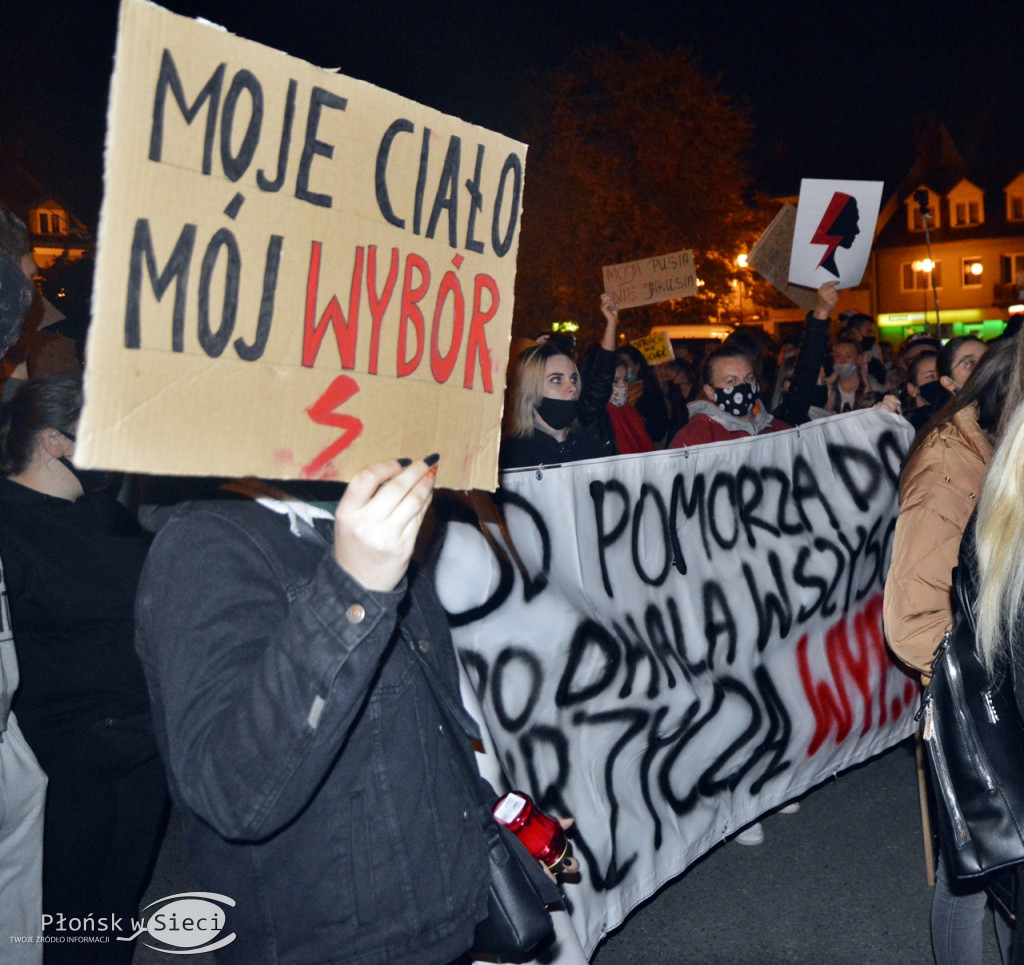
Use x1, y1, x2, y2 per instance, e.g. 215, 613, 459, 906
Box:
747, 202, 817, 312
630, 330, 674, 366
78, 0, 526, 491
602, 250, 697, 310
434, 409, 916, 960
789, 179, 884, 290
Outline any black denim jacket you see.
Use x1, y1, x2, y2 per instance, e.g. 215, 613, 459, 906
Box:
135, 498, 490, 964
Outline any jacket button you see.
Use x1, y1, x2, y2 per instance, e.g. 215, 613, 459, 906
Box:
345, 604, 366, 625
418, 639, 431, 653
463, 810, 470, 821
969, 493, 976, 499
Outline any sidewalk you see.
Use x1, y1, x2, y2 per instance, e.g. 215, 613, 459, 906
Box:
592, 738, 1003, 965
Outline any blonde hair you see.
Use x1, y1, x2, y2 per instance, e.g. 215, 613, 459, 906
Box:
504, 344, 580, 439
975, 335, 1024, 670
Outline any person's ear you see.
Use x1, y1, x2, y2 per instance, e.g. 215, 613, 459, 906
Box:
702, 384, 715, 402
39, 429, 69, 460
939, 375, 957, 394
907, 382, 919, 400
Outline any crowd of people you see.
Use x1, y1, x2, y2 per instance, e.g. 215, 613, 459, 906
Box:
4, 188, 1024, 965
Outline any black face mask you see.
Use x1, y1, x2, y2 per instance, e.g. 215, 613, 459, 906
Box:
860, 336, 876, 352
918, 381, 949, 408
713, 382, 758, 417
536, 397, 579, 431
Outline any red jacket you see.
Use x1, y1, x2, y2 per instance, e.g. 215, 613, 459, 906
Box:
669, 401, 790, 448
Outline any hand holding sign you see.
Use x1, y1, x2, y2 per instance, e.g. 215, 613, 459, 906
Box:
812, 281, 839, 320
333, 455, 438, 592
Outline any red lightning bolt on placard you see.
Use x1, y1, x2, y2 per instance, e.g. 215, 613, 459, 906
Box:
301, 375, 364, 479
810, 191, 852, 275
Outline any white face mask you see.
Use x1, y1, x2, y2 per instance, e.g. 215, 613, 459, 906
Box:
834, 363, 859, 380
610, 385, 628, 407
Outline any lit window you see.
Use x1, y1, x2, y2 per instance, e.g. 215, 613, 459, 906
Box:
962, 258, 984, 287
902, 260, 943, 291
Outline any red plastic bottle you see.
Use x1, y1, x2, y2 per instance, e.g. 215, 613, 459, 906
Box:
492, 791, 568, 870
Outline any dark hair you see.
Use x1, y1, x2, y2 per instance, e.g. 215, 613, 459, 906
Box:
700, 344, 754, 387
903, 338, 1017, 471
0, 374, 82, 475
906, 350, 938, 386
0, 208, 30, 263
937, 335, 985, 379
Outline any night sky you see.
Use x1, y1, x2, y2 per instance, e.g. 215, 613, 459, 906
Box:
1, 0, 1019, 227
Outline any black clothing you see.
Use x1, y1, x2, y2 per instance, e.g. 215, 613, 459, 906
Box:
0, 478, 166, 964
136, 497, 491, 965
0, 480, 150, 757
500, 346, 617, 469
774, 310, 831, 427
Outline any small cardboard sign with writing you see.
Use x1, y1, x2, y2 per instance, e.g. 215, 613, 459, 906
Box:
788, 179, 883, 290
78, 0, 527, 491
747, 202, 817, 313
602, 250, 697, 310
630, 331, 674, 365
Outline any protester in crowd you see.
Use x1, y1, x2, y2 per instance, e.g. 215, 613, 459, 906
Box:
135, 456, 574, 964
902, 349, 944, 433
659, 358, 694, 441
772, 282, 838, 426
604, 362, 655, 454
902, 331, 942, 365
0, 374, 167, 963
825, 337, 881, 413
965, 340, 1024, 964
937, 334, 987, 395
500, 294, 619, 468
884, 338, 1018, 965
840, 312, 887, 385
0, 207, 48, 963
668, 344, 790, 448
616, 343, 669, 446
770, 358, 796, 412
724, 326, 778, 403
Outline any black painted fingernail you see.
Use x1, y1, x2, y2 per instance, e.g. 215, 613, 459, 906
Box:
397, 458, 412, 467
424, 453, 440, 467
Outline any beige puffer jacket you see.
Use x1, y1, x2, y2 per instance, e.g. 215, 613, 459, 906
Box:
883, 403, 992, 680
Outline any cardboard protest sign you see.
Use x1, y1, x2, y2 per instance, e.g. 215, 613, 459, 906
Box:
630, 330, 673, 365
78, 0, 526, 491
747, 202, 817, 312
602, 250, 697, 310
434, 409, 916, 960
789, 179, 883, 290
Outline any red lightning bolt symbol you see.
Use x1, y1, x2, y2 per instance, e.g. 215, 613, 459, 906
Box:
810, 191, 852, 275
301, 375, 364, 479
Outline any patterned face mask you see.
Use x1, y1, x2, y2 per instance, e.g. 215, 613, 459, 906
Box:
713, 381, 758, 417
610, 386, 628, 407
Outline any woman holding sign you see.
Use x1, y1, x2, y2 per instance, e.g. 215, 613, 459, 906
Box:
500, 294, 620, 469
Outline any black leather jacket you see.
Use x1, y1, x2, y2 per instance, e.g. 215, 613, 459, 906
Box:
135, 497, 490, 964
